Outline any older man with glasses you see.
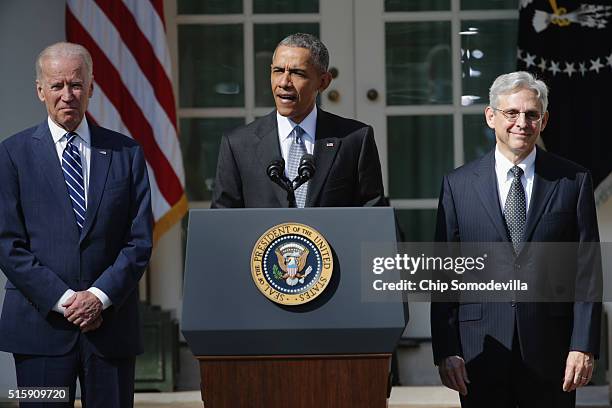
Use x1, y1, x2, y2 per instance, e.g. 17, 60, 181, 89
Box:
431, 71, 601, 408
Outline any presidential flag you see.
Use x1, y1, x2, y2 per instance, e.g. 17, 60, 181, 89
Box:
66, 0, 187, 241
517, 0, 612, 205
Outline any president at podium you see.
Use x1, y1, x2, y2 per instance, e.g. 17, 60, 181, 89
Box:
211, 32, 386, 209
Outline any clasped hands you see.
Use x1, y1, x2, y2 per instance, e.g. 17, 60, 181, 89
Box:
439, 351, 594, 396
62, 291, 103, 333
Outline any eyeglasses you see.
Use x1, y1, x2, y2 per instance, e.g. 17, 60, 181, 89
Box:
492, 108, 543, 123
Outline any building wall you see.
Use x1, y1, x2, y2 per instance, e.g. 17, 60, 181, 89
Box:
0, 0, 66, 392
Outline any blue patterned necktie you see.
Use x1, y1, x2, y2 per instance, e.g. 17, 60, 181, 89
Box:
287, 126, 308, 208
504, 165, 526, 253
62, 132, 86, 231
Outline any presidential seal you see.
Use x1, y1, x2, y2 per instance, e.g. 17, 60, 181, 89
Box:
251, 223, 333, 305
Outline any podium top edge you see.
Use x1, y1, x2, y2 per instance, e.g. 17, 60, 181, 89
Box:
190, 207, 394, 213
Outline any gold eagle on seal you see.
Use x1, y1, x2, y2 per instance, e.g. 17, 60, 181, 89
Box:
275, 244, 310, 286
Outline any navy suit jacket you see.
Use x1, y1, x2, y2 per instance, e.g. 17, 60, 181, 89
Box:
431, 146, 601, 380
0, 121, 153, 358
211, 109, 386, 208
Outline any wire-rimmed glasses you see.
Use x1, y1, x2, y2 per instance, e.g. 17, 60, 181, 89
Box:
492, 107, 543, 123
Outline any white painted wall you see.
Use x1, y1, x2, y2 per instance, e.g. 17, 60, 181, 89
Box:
0, 0, 66, 393
149, 224, 184, 320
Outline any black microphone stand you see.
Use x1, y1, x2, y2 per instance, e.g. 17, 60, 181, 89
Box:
267, 159, 297, 208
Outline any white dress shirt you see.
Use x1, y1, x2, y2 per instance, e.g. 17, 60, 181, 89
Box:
47, 117, 112, 313
277, 106, 317, 178
494, 145, 536, 214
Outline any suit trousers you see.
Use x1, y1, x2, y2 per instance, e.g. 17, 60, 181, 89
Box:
13, 333, 135, 408
460, 328, 575, 408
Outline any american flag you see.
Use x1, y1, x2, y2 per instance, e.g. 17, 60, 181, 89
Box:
65, 0, 187, 242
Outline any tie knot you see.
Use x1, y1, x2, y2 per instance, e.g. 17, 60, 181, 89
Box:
509, 165, 523, 179
65, 132, 78, 145
293, 126, 304, 144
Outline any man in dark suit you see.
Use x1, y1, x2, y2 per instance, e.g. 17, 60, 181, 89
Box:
0, 42, 152, 407
431, 71, 601, 407
211, 33, 385, 208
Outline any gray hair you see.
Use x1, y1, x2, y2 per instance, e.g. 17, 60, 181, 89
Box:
275, 33, 329, 73
489, 71, 548, 112
36, 42, 93, 82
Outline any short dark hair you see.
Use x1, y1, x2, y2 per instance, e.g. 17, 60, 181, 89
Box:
275, 33, 329, 73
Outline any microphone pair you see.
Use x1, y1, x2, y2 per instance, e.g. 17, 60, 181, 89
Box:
267, 155, 316, 206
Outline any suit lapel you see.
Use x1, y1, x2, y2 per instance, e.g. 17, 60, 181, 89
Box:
80, 126, 111, 243
255, 112, 287, 206
31, 122, 80, 236
523, 147, 558, 242
306, 110, 341, 206
473, 151, 510, 242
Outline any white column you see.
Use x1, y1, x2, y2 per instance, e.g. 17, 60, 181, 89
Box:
148, 222, 184, 321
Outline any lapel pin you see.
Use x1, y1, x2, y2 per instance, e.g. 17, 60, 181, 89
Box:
326, 142, 334, 147
99, 150, 107, 155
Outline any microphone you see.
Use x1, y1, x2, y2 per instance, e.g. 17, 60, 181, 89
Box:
298, 154, 315, 180
293, 154, 316, 190
267, 159, 297, 208
266, 159, 285, 182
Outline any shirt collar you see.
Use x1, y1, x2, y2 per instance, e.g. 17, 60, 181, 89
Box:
494, 145, 536, 180
276, 105, 317, 142
48, 116, 91, 146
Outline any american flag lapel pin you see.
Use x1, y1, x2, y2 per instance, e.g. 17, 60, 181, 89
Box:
326, 142, 334, 147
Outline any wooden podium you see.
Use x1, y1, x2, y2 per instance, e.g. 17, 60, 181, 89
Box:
197, 354, 391, 407
182, 208, 407, 408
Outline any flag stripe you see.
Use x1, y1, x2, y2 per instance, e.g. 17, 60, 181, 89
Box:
94, 0, 177, 126
66, 0, 187, 238
87, 86, 132, 137
86, 82, 172, 221
66, 8, 183, 205
146, 161, 172, 218
149, 0, 165, 26
122, 0, 173, 78
68, 0, 184, 183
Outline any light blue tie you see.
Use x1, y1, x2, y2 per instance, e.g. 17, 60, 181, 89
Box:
62, 132, 86, 231
287, 126, 308, 208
